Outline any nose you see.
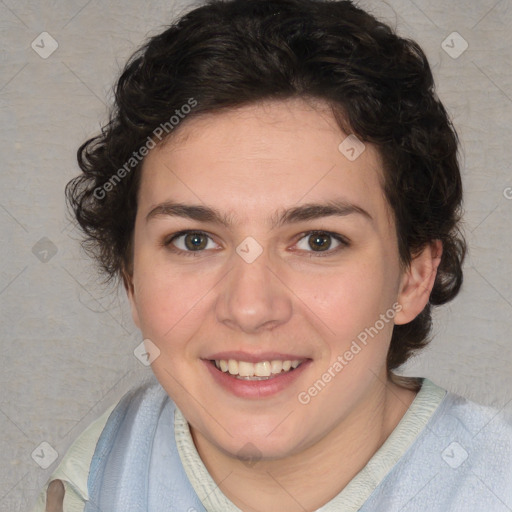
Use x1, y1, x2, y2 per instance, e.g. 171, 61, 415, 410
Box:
215, 250, 293, 334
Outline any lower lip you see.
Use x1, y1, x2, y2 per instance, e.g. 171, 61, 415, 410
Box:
202, 359, 311, 399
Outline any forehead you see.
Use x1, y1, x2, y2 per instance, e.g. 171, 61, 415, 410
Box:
138, 98, 391, 227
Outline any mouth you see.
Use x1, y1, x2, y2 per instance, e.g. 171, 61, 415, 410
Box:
208, 358, 305, 380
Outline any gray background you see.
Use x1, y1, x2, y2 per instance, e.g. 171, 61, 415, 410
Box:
1, 0, 511, 510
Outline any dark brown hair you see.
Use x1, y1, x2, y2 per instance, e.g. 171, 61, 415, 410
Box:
66, 0, 466, 374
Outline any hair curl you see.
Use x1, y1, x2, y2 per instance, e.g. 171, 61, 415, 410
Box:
66, 0, 466, 374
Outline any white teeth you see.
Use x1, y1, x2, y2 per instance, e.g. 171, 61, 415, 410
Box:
228, 359, 238, 375
255, 361, 271, 377
213, 358, 303, 378
270, 360, 283, 374
238, 361, 253, 377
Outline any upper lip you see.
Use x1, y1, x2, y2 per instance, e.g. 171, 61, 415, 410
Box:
204, 351, 309, 363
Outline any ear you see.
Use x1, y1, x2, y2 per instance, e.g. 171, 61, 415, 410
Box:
122, 268, 141, 329
394, 240, 443, 325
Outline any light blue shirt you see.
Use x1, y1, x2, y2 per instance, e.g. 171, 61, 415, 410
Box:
174, 378, 512, 511
32, 377, 512, 511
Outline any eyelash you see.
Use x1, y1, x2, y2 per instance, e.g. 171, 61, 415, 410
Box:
162, 230, 350, 257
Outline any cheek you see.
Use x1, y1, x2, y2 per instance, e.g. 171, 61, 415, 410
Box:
132, 259, 211, 348
296, 260, 397, 358
305, 262, 391, 323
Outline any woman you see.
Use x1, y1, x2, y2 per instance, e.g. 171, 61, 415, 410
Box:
33, 0, 512, 510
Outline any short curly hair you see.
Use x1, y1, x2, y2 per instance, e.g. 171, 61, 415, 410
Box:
66, 0, 466, 374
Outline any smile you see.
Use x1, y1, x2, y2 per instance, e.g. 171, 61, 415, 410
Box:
203, 357, 311, 398
212, 359, 304, 380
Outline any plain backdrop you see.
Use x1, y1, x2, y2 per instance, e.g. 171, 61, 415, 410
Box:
0, 0, 511, 510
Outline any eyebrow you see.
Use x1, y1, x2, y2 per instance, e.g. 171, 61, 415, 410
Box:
145, 199, 373, 228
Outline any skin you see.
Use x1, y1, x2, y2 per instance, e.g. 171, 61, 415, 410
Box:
45, 480, 64, 512
124, 97, 442, 512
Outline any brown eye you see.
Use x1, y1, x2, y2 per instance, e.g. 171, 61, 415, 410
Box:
166, 230, 218, 254
295, 231, 348, 255
308, 233, 332, 251
183, 232, 208, 250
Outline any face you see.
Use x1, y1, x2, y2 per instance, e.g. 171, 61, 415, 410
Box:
126, 97, 418, 461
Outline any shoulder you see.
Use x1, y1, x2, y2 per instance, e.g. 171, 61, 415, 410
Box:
418, 386, 512, 507
435, 390, 512, 468
365, 380, 512, 511
30, 403, 115, 512
435, 389, 512, 448
31, 380, 166, 512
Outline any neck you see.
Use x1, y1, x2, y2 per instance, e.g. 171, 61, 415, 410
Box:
190, 375, 419, 512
